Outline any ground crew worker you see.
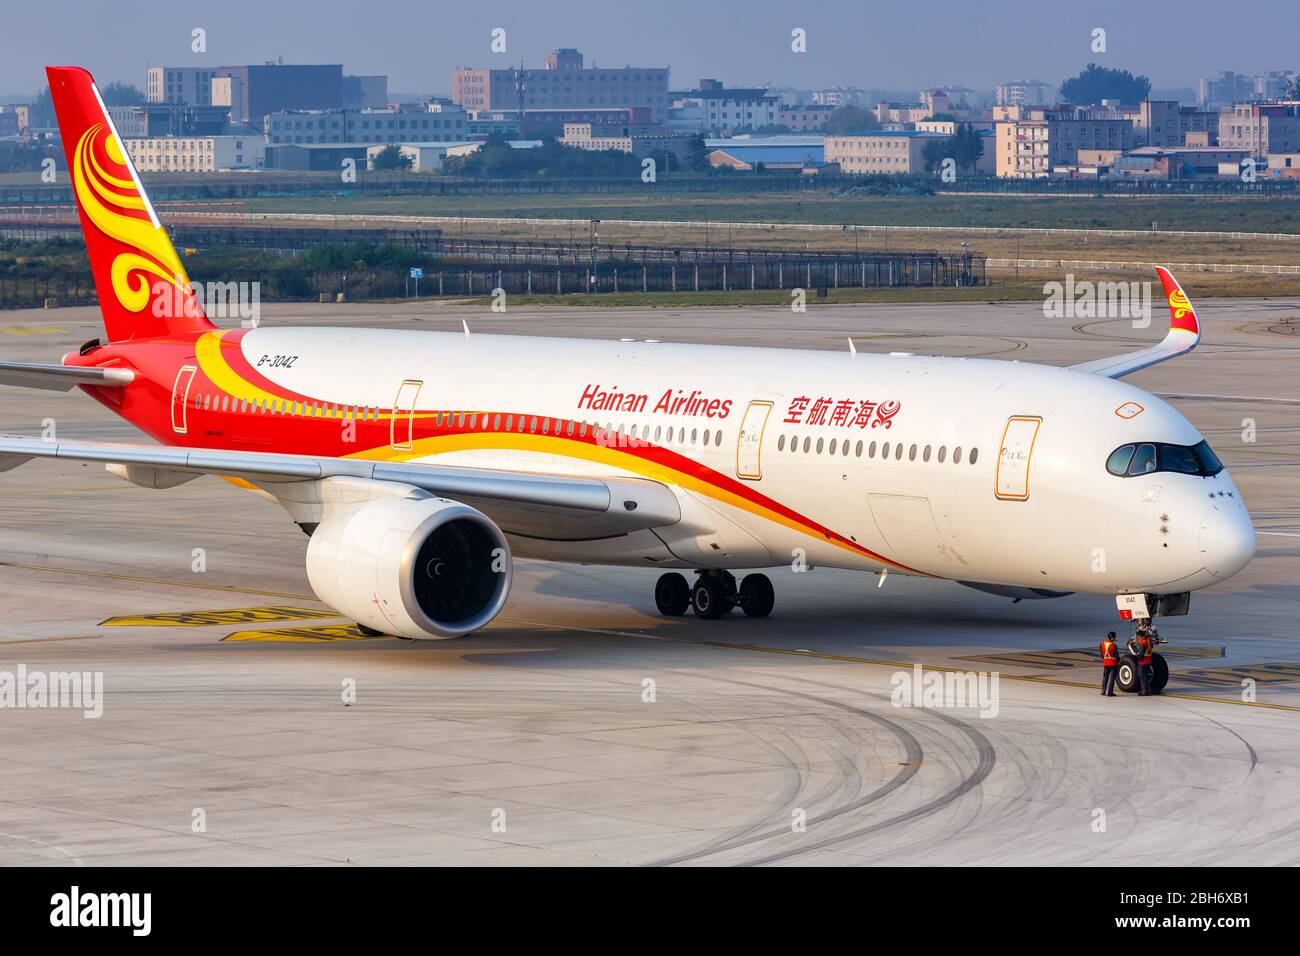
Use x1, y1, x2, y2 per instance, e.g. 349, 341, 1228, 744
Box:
1134, 624, 1154, 696
1100, 631, 1119, 696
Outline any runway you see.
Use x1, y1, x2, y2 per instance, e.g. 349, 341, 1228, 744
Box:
1, 295, 1298, 865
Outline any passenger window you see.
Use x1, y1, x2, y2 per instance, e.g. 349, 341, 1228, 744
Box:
895, 444, 904, 460
908, 444, 917, 461
715, 431, 722, 447
937, 446, 947, 463
829, 439, 838, 455
954, 446, 963, 463
855, 441, 863, 456
970, 448, 979, 465
816, 438, 824, 454
1128, 443, 1157, 475
778, 435, 785, 451
802, 437, 810, 453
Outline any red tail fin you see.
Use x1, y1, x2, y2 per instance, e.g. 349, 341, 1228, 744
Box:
47, 66, 215, 343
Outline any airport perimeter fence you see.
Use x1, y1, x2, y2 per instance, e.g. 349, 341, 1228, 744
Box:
2, 171, 1297, 205
0, 217, 985, 308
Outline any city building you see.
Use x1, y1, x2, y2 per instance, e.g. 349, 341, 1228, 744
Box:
365, 142, 482, 171
216, 64, 344, 130
123, 134, 265, 172
777, 104, 834, 132
811, 87, 863, 108
1134, 101, 1220, 147
1114, 146, 1250, 180
265, 106, 468, 145
1268, 152, 1300, 179
145, 67, 216, 106
995, 114, 1135, 177
825, 130, 947, 174
452, 48, 670, 123
558, 122, 689, 160
707, 142, 825, 171
1220, 103, 1300, 158
108, 103, 230, 138
671, 80, 779, 134
1199, 70, 1298, 106
343, 75, 389, 109
996, 80, 1054, 108
264, 143, 369, 171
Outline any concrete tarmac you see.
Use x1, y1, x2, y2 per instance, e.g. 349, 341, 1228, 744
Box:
0, 295, 1297, 865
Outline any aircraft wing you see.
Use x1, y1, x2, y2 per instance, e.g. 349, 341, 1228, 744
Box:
0, 361, 135, 391
0, 435, 682, 539
1068, 267, 1200, 379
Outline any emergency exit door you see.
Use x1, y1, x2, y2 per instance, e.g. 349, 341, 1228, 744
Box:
170, 365, 197, 435
996, 416, 1042, 500
735, 401, 773, 480
390, 379, 422, 450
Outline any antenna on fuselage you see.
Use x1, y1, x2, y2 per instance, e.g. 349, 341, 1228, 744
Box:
848, 337, 856, 357
462, 320, 471, 337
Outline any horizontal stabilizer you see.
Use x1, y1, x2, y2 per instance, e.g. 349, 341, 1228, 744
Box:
0, 361, 135, 392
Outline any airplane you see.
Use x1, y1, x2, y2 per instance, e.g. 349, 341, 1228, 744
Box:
0, 67, 1255, 693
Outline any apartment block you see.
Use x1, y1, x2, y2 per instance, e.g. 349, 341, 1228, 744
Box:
123, 134, 265, 172
825, 130, 947, 174
1219, 103, 1300, 158
265, 106, 468, 145
453, 48, 669, 123
996, 116, 1135, 177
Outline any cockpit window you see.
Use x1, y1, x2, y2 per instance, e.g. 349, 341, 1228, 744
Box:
1129, 444, 1157, 475
1106, 440, 1225, 478
1161, 445, 1200, 475
1192, 440, 1223, 475
1105, 445, 1135, 475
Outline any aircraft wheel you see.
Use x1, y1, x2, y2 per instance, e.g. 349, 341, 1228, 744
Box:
1149, 653, 1169, 693
654, 573, 690, 616
738, 573, 774, 617
1116, 656, 1141, 694
691, 576, 728, 620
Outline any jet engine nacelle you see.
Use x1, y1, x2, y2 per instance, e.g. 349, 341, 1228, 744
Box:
305, 493, 512, 639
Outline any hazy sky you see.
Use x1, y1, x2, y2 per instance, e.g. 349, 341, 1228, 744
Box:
4, 0, 1297, 96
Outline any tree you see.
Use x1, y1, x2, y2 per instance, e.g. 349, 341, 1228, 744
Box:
922, 123, 985, 175
371, 144, 413, 171
825, 106, 880, 134
28, 87, 55, 128
949, 123, 985, 172
1059, 63, 1151, 105
100, 82, 144, 106
683, 134, 709, 172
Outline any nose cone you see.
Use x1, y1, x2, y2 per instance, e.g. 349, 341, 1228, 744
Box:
1199, 502, 1255, 580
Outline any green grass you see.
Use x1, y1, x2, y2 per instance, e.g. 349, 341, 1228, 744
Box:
224, 191, 1300, 234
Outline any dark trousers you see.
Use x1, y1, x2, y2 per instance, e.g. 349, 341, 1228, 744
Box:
1101, 666, 1118, 695
1138, 662, 1152, 694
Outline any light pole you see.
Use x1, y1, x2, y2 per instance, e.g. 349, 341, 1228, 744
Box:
590, 217, 600, 292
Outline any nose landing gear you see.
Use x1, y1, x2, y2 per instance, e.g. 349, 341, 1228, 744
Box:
654, 571, 774, 619
1116, 653, 1169, 694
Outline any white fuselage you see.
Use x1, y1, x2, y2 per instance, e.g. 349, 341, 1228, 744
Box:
230, 326, 1255, 596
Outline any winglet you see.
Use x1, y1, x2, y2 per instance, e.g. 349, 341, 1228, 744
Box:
1155, 266, 1199, 338
1068, 267, 1200, 379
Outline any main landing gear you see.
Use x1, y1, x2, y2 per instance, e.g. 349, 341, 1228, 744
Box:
654, 570, 774, 619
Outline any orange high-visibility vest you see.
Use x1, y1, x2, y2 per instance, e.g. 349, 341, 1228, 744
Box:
1136, 636, 1153, 665
1100, 640, 1118, 666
